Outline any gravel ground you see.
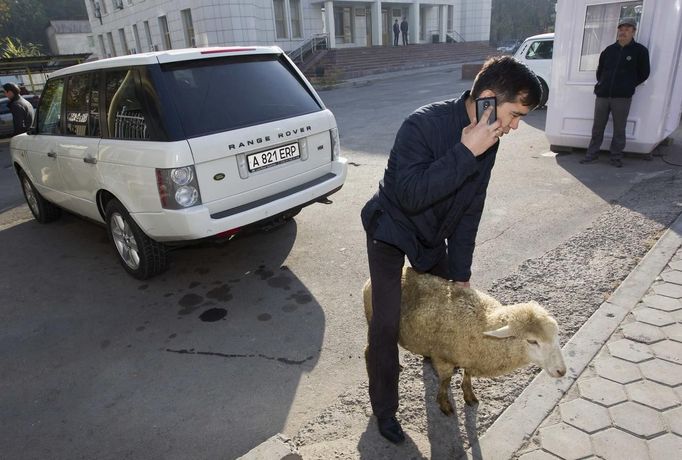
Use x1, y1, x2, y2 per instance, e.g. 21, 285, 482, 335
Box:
293, 168, 682, 459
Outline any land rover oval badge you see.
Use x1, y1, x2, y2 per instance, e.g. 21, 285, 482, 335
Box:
214, 173, 226, 181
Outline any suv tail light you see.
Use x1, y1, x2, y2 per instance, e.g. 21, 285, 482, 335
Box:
330, 128, 340, 160
156, 166, 202, 209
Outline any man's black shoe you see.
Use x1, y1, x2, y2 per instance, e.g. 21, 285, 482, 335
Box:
579, 156, 598, 164
378, 416, 405, 444
610, 158, 623, 168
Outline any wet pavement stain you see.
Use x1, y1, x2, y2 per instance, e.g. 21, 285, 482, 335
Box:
267, 274, 291, 290
199, 308, 227, 322
255, 265, 274, 280
168, 333, 177, 339
229, 278, 241, 283
100, 340, 110, 349
164, 293, 173, 297
136, 326, 146, 332
138, 284, 149, 290
189, 281, 201, 289
257, 313, 272, 321
282, 304, 298, 313
165, 348, 314, 365
178, 293, 204, 315
195, 267, 210, 275
206, 285, 233, 302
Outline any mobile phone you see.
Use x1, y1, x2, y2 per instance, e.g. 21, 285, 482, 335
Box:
475, 96, 497, 125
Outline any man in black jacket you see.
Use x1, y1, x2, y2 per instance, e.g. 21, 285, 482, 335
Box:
400, 17, 409, 46
3, 83, 34, 136
360, 56, 541, 444
580, 18, 650, 167
393, 19, 400, 46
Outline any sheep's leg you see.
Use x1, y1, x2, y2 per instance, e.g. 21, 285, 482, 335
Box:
431, 357, 455, 416
461, 369, 478, 406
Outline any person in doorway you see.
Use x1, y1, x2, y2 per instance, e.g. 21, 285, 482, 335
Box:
580, 17, 650, 168
393, 19, 400, 47
360, 56, 541, 444
400, 17, 409, 46
2, 82, 34, 136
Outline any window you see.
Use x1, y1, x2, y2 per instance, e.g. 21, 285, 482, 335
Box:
37, 78, 64, 135
107, 32, 116, 56
65, 73, 93, 137
580, 1, 642, 71
334, 7, 353, 43
290, 0, 302, 38
160, 55, 321, 137
100, 0, 108, 15
159, 15, 172, 50
98, 34, 106, 57
274, 0, 287, 39
87, 35, 95, 48
132, 24, 141, 53
525, 40, 553, 60
447, 6, 453, 32
181, 9, 196, 47
105, 69, 150, 140
143, 21, 153, 51
119, 28, 130, 54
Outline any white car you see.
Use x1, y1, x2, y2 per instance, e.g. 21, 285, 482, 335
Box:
10, 46, 347, 279
514, 33, 554, 107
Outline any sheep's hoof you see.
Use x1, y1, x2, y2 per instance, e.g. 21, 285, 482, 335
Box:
438, 397, 454, 416
464, 396, 479, 407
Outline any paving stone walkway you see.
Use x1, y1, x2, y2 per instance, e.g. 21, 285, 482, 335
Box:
514, 250, 682, 460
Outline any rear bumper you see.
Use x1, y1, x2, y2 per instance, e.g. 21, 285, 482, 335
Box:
132, 157, 347, 241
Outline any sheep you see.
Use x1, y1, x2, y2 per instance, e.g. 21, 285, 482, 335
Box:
363, 266, 566, 414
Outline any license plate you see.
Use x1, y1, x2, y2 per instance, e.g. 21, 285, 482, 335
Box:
247, 142, 300, 172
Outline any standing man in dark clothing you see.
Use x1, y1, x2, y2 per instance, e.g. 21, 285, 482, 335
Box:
360, 56, 541, 444
400, 17, 409, 46
393, 19, 400, 47
580, 18, 650, 167
3, 83, 34, 135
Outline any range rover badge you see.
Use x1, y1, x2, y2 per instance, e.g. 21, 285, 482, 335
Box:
213, 173, 226, 181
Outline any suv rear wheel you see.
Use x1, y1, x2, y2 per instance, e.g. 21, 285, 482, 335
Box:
20, 171, 61, 223
105, 199, 168, 279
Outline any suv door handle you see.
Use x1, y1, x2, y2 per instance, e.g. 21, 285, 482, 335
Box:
47, 151, 56, 158
83, 156, 97, 164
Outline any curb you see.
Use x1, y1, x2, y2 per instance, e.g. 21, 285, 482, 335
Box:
471, 211, 682, 459
237, 433, 302, 460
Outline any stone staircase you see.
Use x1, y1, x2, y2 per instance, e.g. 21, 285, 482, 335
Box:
300, 41, 498, 82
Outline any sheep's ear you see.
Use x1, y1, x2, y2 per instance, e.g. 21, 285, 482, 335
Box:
483, 325, 515, 338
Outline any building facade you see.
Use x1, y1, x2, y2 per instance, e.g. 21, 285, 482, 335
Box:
45, 20, 97, 55
84, 0, 491, 58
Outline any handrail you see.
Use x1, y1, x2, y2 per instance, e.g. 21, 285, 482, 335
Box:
287, 33, 328, 64
447, 29, 466, 43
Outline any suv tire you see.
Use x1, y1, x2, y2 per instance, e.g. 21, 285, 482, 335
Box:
20, 171, 61, 223
105, 199, 168, 279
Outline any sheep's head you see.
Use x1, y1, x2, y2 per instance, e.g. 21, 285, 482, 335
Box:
483, 301, 566, 378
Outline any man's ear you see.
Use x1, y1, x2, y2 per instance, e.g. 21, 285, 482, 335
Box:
478, 89, 496, 98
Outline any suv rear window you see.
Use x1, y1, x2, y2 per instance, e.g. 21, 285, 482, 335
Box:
160, 54, 322, 137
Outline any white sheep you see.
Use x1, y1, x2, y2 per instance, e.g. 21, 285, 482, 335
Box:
363, 267, 566, 414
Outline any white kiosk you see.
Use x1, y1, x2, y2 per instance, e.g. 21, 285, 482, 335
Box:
545, 0, 682, 154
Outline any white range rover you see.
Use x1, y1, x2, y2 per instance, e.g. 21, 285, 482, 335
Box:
11, 46, 347, 279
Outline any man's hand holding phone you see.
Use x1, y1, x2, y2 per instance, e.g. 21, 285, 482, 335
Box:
462, 99, 502, 156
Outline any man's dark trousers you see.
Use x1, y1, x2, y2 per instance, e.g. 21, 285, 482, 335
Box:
365, 235, 449, 419
394, 32, 399, 46
585, 97, 632, 160
402, 31, 408, 46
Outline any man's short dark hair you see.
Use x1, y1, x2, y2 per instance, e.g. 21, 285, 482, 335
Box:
3, 82, 21, 96
471, 56, 542, 108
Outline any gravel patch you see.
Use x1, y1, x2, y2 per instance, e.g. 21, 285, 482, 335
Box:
294, 170, 682, 458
